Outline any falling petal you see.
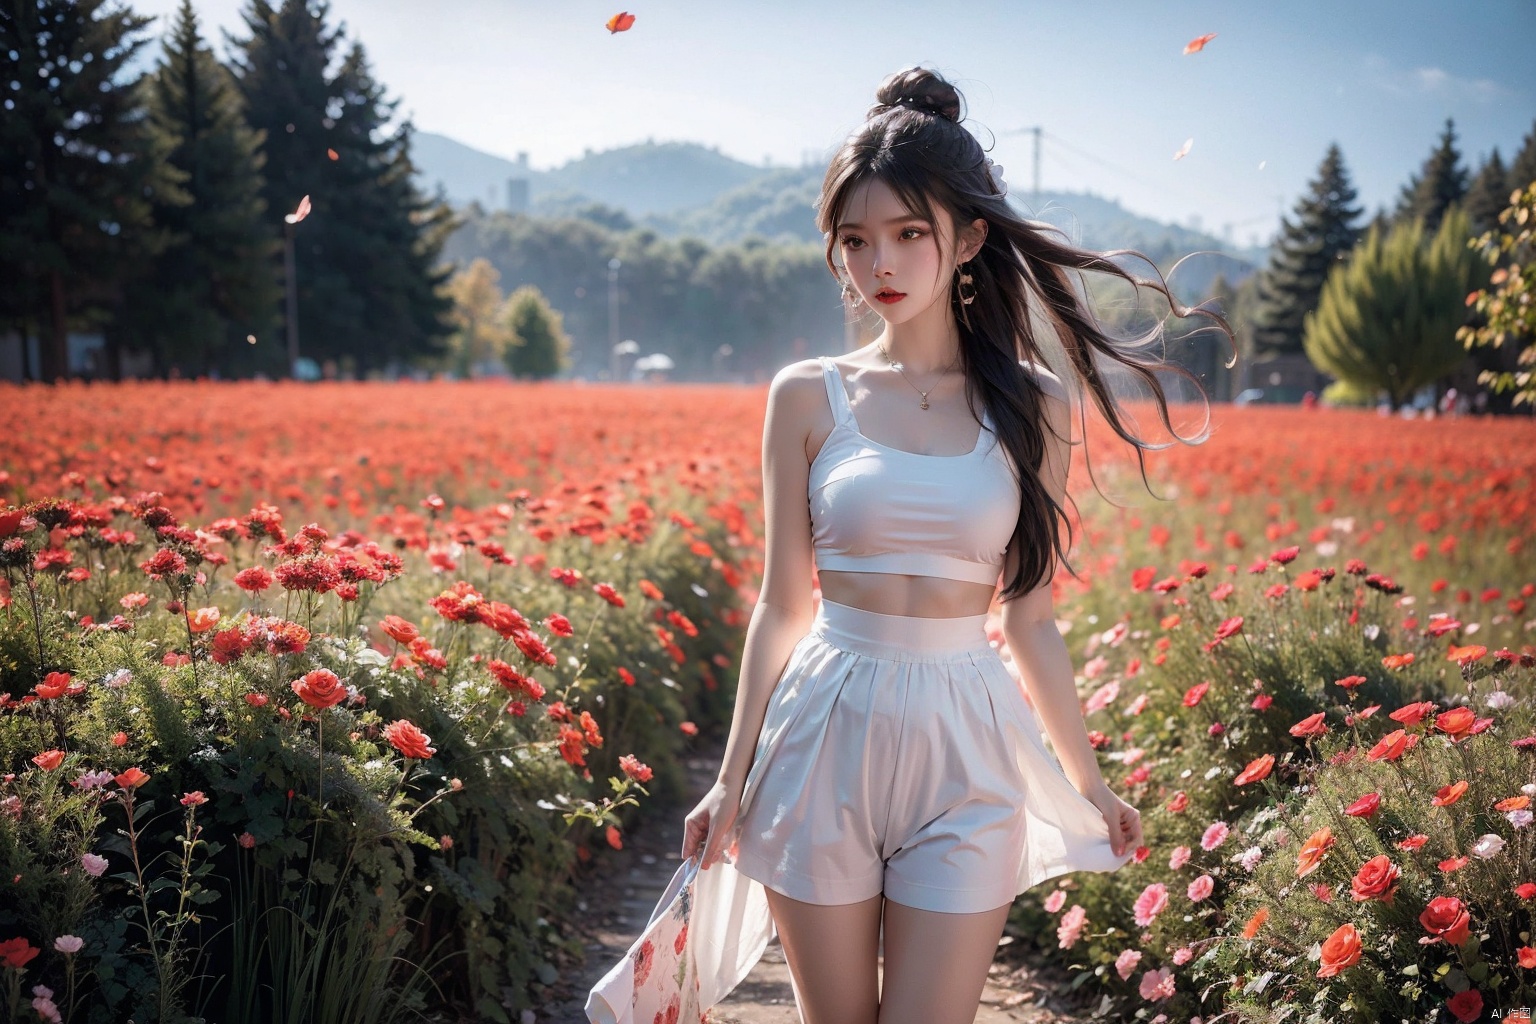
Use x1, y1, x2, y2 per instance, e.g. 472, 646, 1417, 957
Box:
1183, 33, 1217, 54
1174, 138, 1194, 161
606, 11, 636, 32
246, 335, 257, 345
327, 148, 339, 161
1258, 160, 1267, 170
286, 195, 312, 225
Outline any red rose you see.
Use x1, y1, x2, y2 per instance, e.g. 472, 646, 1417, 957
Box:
0, 936, 40, 969
1419, 896, 1472, 947
1350, 855, 1399, 903
382, 719, 435, 760
1316, 922, 1361, 978
291, 669, 346, 709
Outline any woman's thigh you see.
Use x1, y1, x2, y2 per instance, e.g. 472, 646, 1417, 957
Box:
876, 896, 1012, 1024
763, 887, 883, 1024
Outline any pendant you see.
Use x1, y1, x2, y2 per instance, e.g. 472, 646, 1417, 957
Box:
920, 397, 930, 410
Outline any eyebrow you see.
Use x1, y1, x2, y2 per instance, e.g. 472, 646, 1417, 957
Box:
836, 215, 930, 230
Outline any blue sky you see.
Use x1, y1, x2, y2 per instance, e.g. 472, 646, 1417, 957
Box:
129, 0, 1534, 249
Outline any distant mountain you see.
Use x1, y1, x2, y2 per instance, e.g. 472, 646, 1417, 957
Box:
412, 132, 1267, 292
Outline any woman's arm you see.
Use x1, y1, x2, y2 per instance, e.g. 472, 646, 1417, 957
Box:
997, 367, 1108, 799
715, 362, 822, 790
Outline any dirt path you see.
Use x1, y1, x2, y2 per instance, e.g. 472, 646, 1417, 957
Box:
541, 741, 1090, 1023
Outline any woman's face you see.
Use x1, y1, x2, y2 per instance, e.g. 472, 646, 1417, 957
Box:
834, 176, 983, 323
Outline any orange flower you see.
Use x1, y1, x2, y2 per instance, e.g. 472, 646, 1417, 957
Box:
1316, 922, 1362, 978
1295, 827, 1334, 877
1289, 712, 1328, 738
1433, 706, 1476, 740
1390, 701, 1437, 726
114, 766, 151, 790
1241, 905, 1269, 938
1381, 653, 1415, 670
381, 719, 435, 760
1343, 792, 1380, 818
1446, 644, 1487, 665
1517, 947, 1536, 969
1431, 780, 1468, 807
379, 615, 419, 645
1495, 795, 1531, 812
291, 669, 346, 709
188, 606, 221, 633
31, 749, 65, 771
1366, 729, 1417, 762
1438, 855, 1470, 873
1350, 855, 1399, 903
1234, 753, 1275, 785
35, 671, 71, 698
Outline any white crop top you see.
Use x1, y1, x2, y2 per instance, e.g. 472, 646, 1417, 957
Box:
809, 355, 1022, 586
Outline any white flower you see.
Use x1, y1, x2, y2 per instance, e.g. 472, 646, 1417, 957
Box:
81, 853, 108, 877
1507, 809, 1533, 829
1314, 540, 1338, 557
53, 936, 82, 954
1235, 845, 1265, 872
102, 668, 132, 688
1484, 690, 1513, 709
1470, 833, 1506, 859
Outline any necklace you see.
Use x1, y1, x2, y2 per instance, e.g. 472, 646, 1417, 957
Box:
877, 343, 960, 411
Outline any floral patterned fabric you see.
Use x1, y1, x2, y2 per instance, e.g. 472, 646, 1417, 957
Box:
585, 851, 775, 1024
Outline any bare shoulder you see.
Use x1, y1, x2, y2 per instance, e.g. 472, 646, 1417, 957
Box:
767, 358, 829, 419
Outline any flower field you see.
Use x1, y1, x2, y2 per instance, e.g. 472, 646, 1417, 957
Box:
0, 379, 1534, 1023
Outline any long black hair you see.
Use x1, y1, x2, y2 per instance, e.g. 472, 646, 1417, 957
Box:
815, 66, 1237, 600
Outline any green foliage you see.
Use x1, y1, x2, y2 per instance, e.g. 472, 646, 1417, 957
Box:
1394, 118, 1471, 237
121, 0, 282, 378
503, 285, 571, 380
1320, 378, 1377, 407
1250, 143, 1365, 358
443, 258, 517, 377
1303, 206, 1482, 410
1457, 181, 1536, 408
0, 0, 182, 382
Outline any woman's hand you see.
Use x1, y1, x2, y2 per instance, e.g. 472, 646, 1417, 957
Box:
1085, 782, 1142, 858
681, 776, 744, 870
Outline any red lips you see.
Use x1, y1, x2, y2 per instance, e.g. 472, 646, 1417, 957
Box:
874, 289, 906, 304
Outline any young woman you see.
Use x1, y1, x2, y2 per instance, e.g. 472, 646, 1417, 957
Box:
667, 66, 1231, 1024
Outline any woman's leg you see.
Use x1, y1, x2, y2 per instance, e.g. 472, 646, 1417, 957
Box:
763, 887, 883, 1024
875, 897, 1013, 1024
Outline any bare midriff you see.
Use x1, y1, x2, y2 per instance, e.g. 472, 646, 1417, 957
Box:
815, 569, 997, 619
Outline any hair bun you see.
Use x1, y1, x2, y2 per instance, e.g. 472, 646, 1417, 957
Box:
871, 66, 963, 123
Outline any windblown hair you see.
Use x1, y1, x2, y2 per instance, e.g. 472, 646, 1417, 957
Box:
815, 66, 1237, 600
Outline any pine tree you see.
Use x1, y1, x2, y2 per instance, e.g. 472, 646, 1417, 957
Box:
1303, 207, 1480, 410
1249, 143, 1364, 358
504, 285, 570, 379
0, 0, 182, 381
1510, 119, 1536, 193
229, 0, 452, 373
1464, 149, 1510, 237
1394, 117, 1470, 235
125, 0, 281, 376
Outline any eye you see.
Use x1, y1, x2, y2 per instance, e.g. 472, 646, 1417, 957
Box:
901, 228, 926, 240
839, 235, 864, 249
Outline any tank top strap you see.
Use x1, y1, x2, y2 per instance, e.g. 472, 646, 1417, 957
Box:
816, 356, 854, 428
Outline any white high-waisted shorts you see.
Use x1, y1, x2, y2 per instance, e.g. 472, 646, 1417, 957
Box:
730, 596, 1131, 914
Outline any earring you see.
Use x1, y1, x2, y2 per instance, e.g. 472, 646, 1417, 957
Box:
841, 279, 861, 307
955, 262, 977, 306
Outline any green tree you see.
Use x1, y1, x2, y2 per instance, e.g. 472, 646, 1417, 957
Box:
1249, 143, 1364, 358
124, 0, 281, 377
1303, 206, 1481, 411
1509, 119, 1536, 193
444, 258, 515, 377
229, 0, 453, 373
0, 0, 182, 381
504, 285, 570, 379
1464, 149, 1511, 237
1457, 182, 1536, 408
1394, 117, 1470, 235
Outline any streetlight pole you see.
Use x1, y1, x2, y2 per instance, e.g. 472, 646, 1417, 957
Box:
607, 257, 621, 355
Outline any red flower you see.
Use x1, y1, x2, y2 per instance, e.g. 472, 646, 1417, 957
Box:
1366, 729, 1417, 762
1182, 681, 1209, 707
1234, 753, 1274, 786
1343, 792, 1380, 818
290, 669, 346, 709
0, 936, 40, 969
1446, 989, 1484, 1023
1349, 855, 1399, 903
35, 672, 70, 699
1397, 834, 1429, 850
1419, 896, 1472, 946
31, 749, 65, 772
233, 566, 274, 592
1381, 652, 1415, 670
1430, 780, 1468, 807
115, 766, 151, 790
180, 791, 207, 807
619, 754, 653, 783
1334, 675, 1366, 689
379, 615, 419, 645
1389, 700, 1437, 726
1289, 712, 1327, 738
1434, 706, 1476, 740
382, 719, 436, 760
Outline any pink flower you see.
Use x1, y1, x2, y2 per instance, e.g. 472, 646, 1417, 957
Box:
1134, 883, 1169, 927
1171, 946, 1194, 965
1139, 966, 1175, 1001
1187, 874, 1215, 902
1200, 821, 1230, 851
1057, 904, 1086, 949
237, 832, 256, 849
1169, 845, 1191, 870
81, 853, 108, 877
52, 936, 82, 954
1115, 948, 1143, 980
1042, 888, 1067, 913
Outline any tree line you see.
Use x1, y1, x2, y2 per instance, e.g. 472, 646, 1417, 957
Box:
2, 0, 453, 381
1212, 119, 1536, 412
